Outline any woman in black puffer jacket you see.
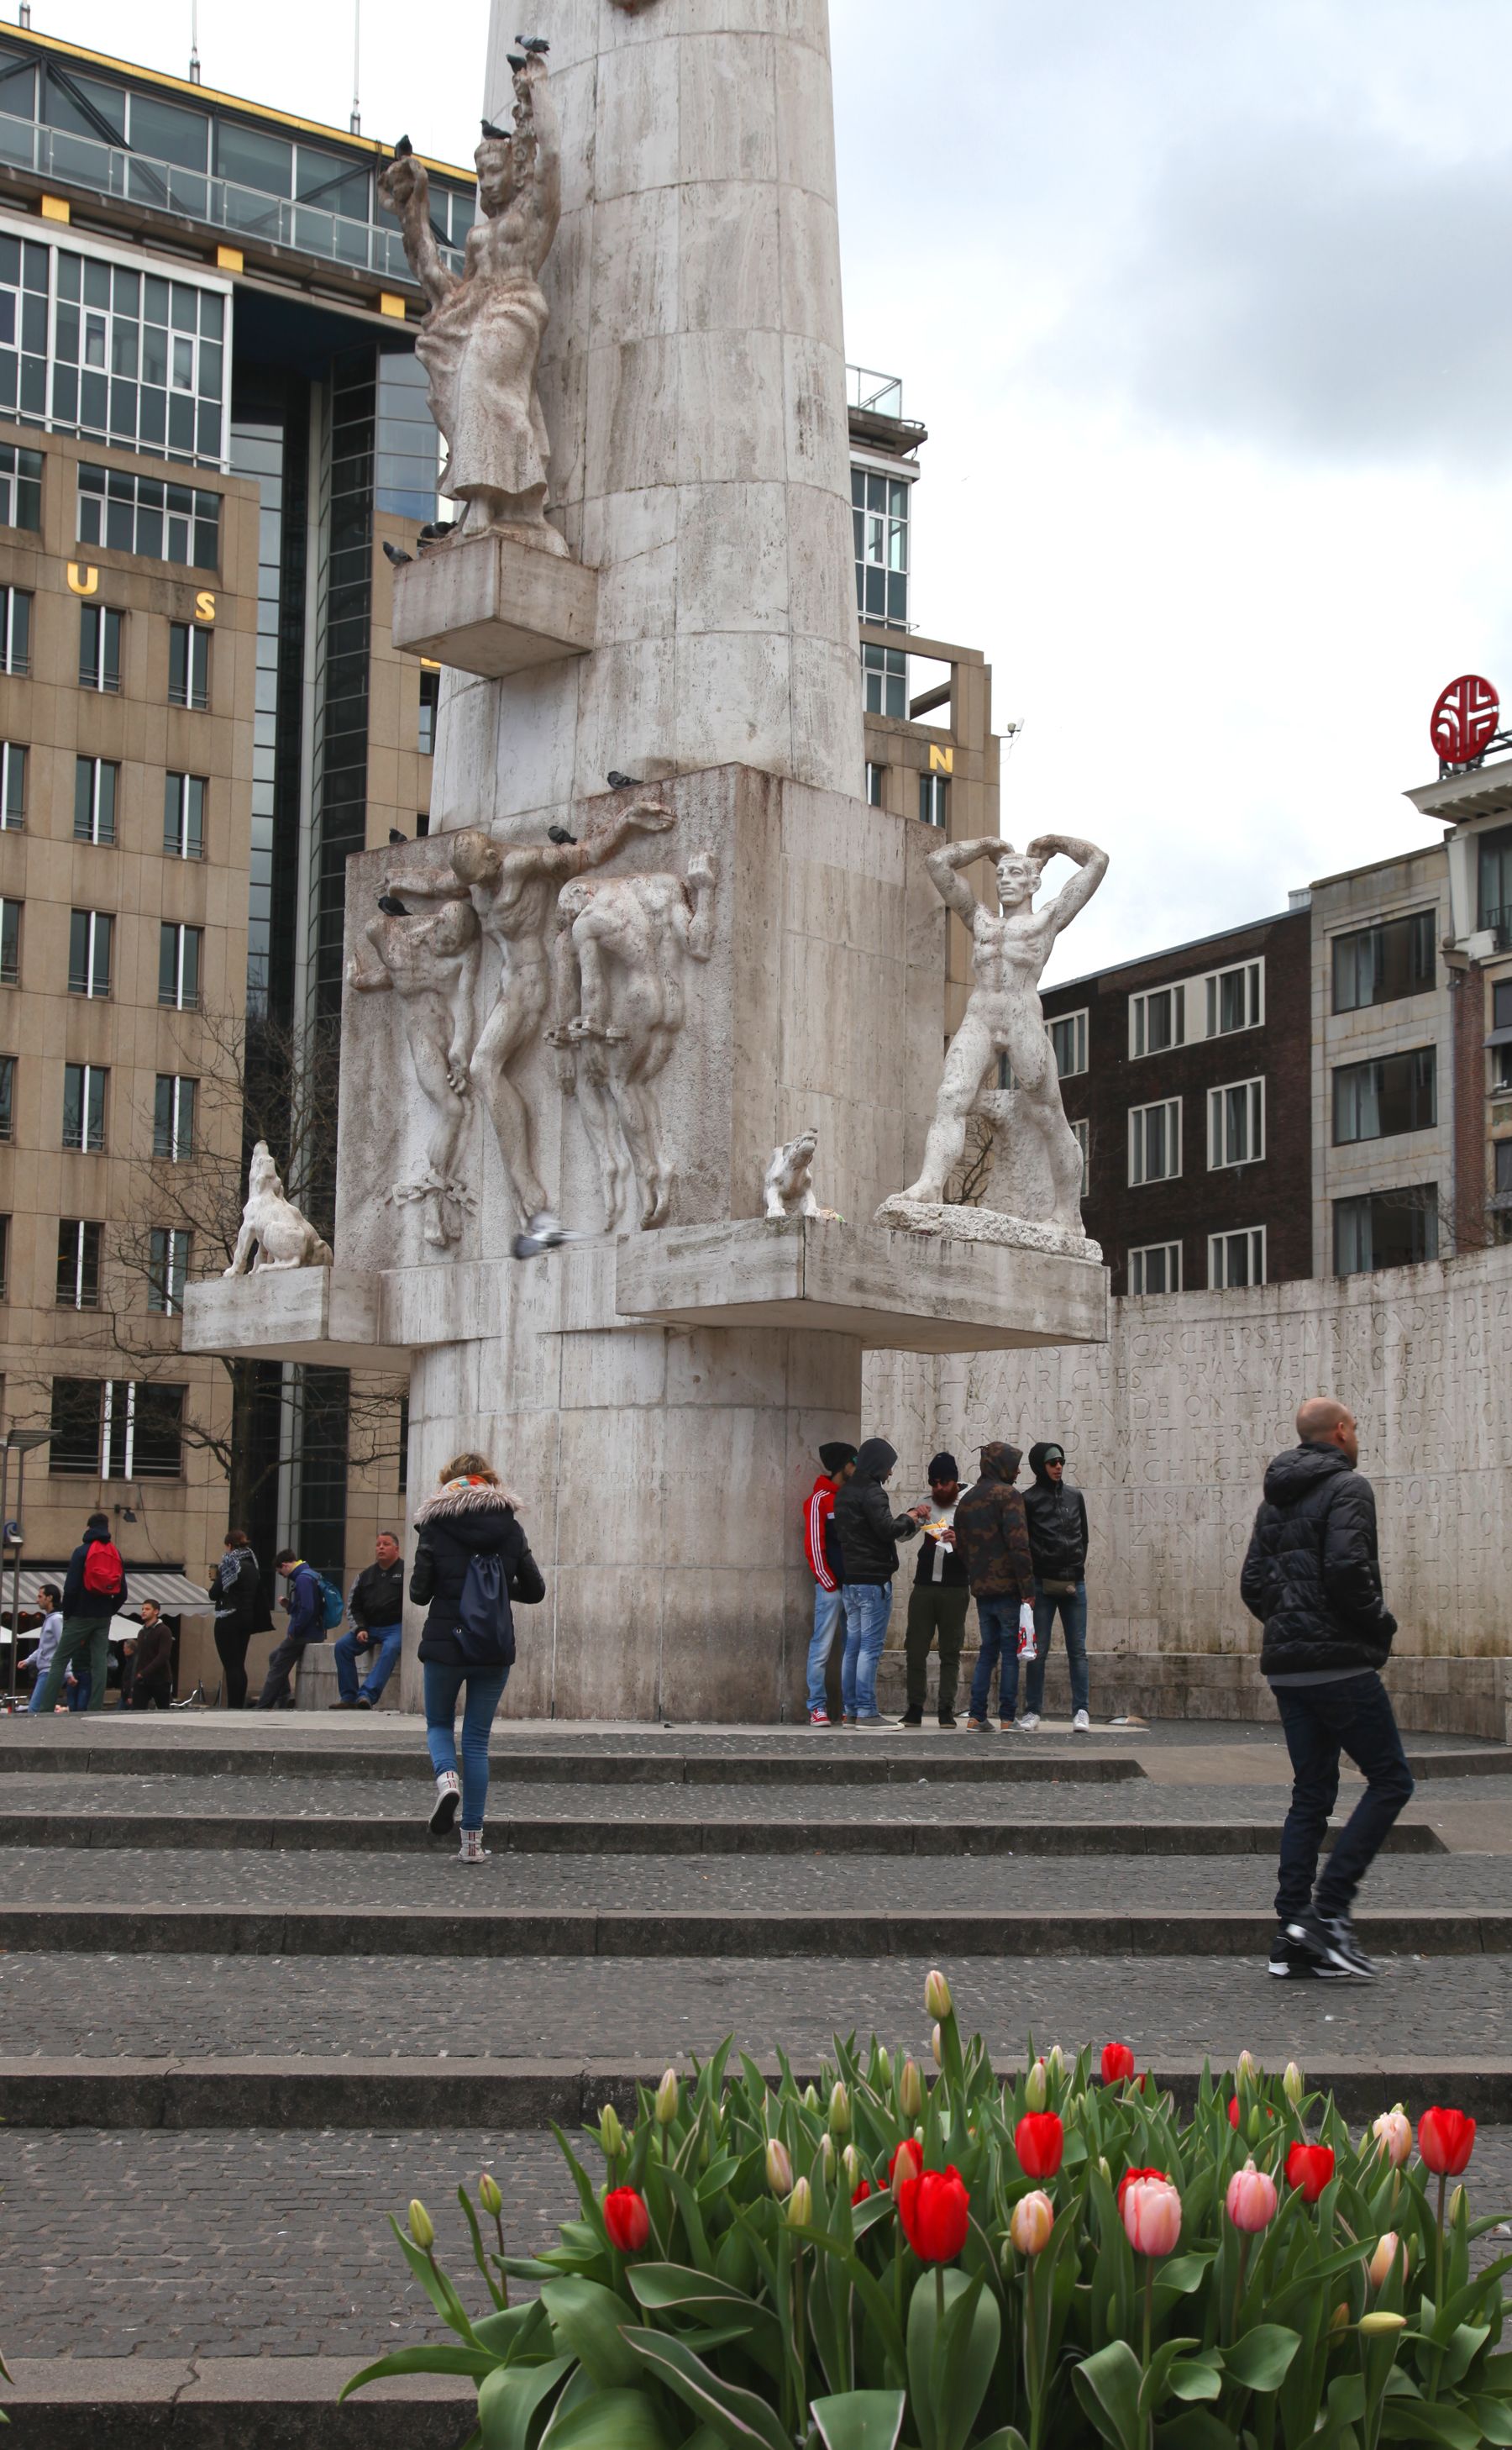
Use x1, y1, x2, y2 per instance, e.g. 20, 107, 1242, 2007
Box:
409, 1450, 544, 1860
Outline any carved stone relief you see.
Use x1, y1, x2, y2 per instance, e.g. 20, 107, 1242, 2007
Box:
549, 854, 720, 1230
224, 1144, 333, 1275
764, 1128, 822, 1221
346, 895, 481, 1249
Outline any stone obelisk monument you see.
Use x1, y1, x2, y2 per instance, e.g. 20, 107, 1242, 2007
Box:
187, 0, 1106, 1722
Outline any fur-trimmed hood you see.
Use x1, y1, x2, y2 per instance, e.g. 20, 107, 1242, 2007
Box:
413, 1476, 522, 1527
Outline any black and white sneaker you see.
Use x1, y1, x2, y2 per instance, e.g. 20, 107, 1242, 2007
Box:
429, 1770, 461, 1836
1284, 1905, 1376, 1979
1268, 1927, 1347, 1979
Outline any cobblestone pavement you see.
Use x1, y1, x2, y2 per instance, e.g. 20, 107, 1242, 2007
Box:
4, 2121, 1511, 2361
3, 1948, 1510, 2064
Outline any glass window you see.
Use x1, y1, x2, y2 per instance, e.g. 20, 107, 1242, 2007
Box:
1496, 1140, 1512, 1195
417, 665, 439, 756
0, 896, 18, 984
0, 443, 42, 532
42, 70, 125, 142
1128, 1098, 1181, 1185
852, 463, 909, 628
129, 1380, 185, 1479
62, 1061, 106, 1151
73, 760, 118, 846
76, 465, 220, 567
1334, 1186, 1439, 1275
78, 602, 123, 691
1048, 1010, 1088, 1078
153, 1074, 195, 1160
1128, 1242, 1180, 1295
861, 640, 906, 718
0, 1211, 8, 1301
128, 92, 209, 172
296, 145, 369, 219
0, 1054, 14, 1142
163, 773, 205, 860
1210, 1227, 1266, 1289
0, 740, 24, 829
52, 256, 223, 467
68, 908, 113, 996
1479, 828, 1512, 940
1130, 984, 1185, 1058
1207, 1076, 1265, 1169
1332, 1049, 1437, 1144
168, 619, 210, 709
1203, 959, 1263, 1037
49, 1376, 103, 1474
217, 120, 291, 196
864, 761, 885, 808
918, 773, 948, 829
0, 586, 30, 675
147, 1226, 190, 1316
158, 922, 201, 1009
55, 1217, 102, 1309
1494, 979, 1512, 1033
1332, 912, 1436, 1012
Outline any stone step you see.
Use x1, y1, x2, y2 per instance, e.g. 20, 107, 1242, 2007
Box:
0, 1807, 1445, 1853
4, 2360, 473, 2450
1, 1900, 1504, 1955
0, 1738, 1146, 1785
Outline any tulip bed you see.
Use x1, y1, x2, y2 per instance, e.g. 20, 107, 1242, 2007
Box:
347, 1976, 1512, 2450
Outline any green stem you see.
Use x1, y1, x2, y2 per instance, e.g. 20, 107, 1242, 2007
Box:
1026, 2258, 1042, 2450
1143, 2263, 1155, 2450
1231, 2232, 1251, 2347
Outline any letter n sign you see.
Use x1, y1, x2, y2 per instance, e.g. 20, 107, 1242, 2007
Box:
928, 742, 953, 775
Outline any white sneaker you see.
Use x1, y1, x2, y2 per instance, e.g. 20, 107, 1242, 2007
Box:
429, 1771, 460, 1835
1018, 1711, 1041, 1732
459, 1827, 490, 1862
1073, 1708, 1090, 1733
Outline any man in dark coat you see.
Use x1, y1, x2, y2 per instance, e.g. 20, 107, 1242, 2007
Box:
330, 1531, 407, 1710
900, 1452, 971, 1730
1022, 1441, 1091, 1732
1241, 1394, 1412, 1980
30, 1512, 127, 1713
955, 1443, 1034, 1732
832, 1437, 929, 1727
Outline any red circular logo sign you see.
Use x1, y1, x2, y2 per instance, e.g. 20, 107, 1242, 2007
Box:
1431, 673, 1499, 765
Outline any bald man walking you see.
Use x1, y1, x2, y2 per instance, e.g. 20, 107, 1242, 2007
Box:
1241, 1396, 1413, 1980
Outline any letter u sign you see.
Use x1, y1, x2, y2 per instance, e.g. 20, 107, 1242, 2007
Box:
66, 563, 98, 597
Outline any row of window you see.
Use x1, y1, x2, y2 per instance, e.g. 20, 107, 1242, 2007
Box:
1128, 1228, 1268, 1296
1127, 1185, 1450, 1294
50, 1217, 187, 1312
0, 751, 207, 853
1125, 1079, 1266, 1185
0, 1058, 195, 1155
48, 1374, 184, 1480
864, 761, 948, 828
0, 441, 222, 570
0, 591, 212, 706
0, 902, 201, 1004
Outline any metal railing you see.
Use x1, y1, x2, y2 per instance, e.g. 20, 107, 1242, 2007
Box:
846, 364, 904, 419
1482, 905, 1512, 952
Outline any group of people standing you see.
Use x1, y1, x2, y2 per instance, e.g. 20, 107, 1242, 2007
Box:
18, 1514, 174, 1711
804, 1436, 1092, 1731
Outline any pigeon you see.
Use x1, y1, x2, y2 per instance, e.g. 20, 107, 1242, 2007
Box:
388, 828, 407, 845
606, 770, 643, 790
481, 115, 512, 138
512, 1211, 577, 1261
377, 893, 411, 918
517, 34, 549, 53
381, 540, 412, 568
393, 134, 412, 158
547, 824, 577, 845
417, 518, 458, 544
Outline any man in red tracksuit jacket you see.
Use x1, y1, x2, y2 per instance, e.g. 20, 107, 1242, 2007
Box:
803, 1441, 856, 1726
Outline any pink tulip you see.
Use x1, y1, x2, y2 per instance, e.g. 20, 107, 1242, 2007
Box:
1372, 2110, 1411, 2169
1010, 2190, 1054, 2256
1226, 2159, 1278, 2234
1368, 2232, 1406, 2290
1121, 2174, 1182, 2258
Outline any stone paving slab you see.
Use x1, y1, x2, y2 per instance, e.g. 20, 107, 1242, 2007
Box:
3, 1948, 1509, 2065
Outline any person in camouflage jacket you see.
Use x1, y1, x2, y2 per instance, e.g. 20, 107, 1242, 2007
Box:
954, 1441, 1034, 1731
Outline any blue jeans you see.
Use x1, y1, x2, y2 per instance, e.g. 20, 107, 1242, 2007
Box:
423, 1659, 510, 1832
1026, 1580, 1089, 1716
335, 1623, 403, 1703
806, 1585, 843, 1711
969, 1595, 1022, 1723
840, 1583, 892, 1717
1272, 1671, 1414, 1921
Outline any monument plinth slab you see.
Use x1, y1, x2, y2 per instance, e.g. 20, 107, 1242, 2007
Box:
615, 1217, 1107, 1354
391, 534, 599, 680
182, 1270, 408, 1374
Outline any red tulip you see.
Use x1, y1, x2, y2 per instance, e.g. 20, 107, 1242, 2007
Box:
1101, 2043, 1136, 2084
1117, 2164, 1168, 2212
1285, 2142, 1335, 2204
1122, 2175, 1182, 2258
1014, 2112, 1064, 2179
898, 2164, 970, 2263
1228, 2096, 1275, 2130
890, 2137, 923, 2194
602, 2186, 650, 2252
851, 2179, 872, 2206
1418, 2108, 1476, 2177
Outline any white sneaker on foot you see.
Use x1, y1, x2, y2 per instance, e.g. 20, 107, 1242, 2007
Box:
459, 1827, 490, 1862
1018, 1711, 1042, 1732
429, 1771, 460, 1835
1072, 1708, 1090, 1733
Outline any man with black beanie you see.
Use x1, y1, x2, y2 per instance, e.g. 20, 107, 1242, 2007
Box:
803, 1440, 857, 1727
900, 1452, 970, 1728
1023, 1441, 1091, 1732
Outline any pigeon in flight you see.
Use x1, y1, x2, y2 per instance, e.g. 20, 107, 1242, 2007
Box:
512, 1211, 576, 1262
381, 540, 412, 568
606, 770, 643, 790
377, 893, 411, 918
388, 828, 407, 845
547, 825, 577, 845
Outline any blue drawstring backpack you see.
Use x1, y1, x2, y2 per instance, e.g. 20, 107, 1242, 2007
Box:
455, 1551, 517, 1670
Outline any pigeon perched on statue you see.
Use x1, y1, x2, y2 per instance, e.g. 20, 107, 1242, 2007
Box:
388, 828, 407, 845
606, 770, 643, 791
381, 540, 412, 568
377, 893, 410, 918
393, 134, 412, 158
547, 825, 577, 845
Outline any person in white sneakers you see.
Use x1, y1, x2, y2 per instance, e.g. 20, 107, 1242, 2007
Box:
408, 1449, 544, 1860
1021, 1441, 1091, 1732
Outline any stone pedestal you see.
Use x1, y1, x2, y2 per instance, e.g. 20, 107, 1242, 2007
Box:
391, 536, 600, 680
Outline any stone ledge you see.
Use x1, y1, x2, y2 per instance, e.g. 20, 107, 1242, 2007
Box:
391, 530, 599, 677
874, 1195, 1102, 1264
181, 1269, 409, 1373
5, 2356, 472, 2450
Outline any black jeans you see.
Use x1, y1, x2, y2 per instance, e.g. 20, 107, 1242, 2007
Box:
214, 1622, 251, 1710
256, 1633, 307, 1708
1272, 1671, 1414, 1920
904, 1585, 970, 1717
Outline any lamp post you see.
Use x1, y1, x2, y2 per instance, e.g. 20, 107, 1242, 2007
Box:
4, 1430, 50, 1702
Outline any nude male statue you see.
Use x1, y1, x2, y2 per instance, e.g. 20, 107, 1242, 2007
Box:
395, 801, 675, 1239
346, 894, 481, 1249
900, 833, 1108, 1227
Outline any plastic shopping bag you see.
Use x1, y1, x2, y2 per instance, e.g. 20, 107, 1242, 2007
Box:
1017, 1601, 1037, 1662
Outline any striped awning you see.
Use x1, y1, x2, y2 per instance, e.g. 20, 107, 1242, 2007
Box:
0, 1569, 212, 1619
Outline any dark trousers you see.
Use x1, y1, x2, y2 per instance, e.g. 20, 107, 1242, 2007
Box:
130, 1672, 173, 1711
904, 1584, 970, 1717
214, 1622, 250, 1710
256, 1633, 307, 1708
1272, 1670, 1414, 1920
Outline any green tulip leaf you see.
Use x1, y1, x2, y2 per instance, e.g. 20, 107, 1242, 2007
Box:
340, 2343, 497, 2399
1155, 2412, 1244, 2450
906, 2267, 1000, 2450
540, 2279, 642, 2389
1154, 2256, 1210, 2296
1468, 2399, 1512, 2447
810, 2389, 908, 2450
622, 2325, 792, 2450
1444, 2321, 1492, 2386
974, 2433, 1032, 2450
472, 2301, 551, 2361
1222, 2325, 1301, 2394
539, 2386, 675, 2448
1379, 2405, 1483, 2450
478, 2354, 574, 2450
1073, 2338, 1145, 2450
1168, 2359, 1224, 2404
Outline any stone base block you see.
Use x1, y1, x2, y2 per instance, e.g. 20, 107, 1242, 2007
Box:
181, 1270, 408, 1373
873, 1196, 1102, 1266
391, 533, 599, 677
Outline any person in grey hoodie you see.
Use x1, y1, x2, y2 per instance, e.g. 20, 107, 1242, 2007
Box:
832, 1437, 930, 1727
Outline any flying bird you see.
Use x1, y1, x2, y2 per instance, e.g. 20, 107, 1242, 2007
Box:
388, 828, 407, 845
512, 1214, 576, 1261
377, 893, 411, 918
393, 134, 412, 158
606, 770, 643, 790
481, 115, 512, 138
547, 824, 577, 845
381, 541, 412, 569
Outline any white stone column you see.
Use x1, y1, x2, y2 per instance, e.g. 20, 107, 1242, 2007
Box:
432, 0, 863, 833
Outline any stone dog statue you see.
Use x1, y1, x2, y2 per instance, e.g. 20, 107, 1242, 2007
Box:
223, 1143, 333, 1276
763, 1128, 822, 1220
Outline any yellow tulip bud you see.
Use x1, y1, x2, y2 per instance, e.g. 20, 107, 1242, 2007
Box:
786, 2176, 812, 2228
1025, 2059, 1048, 2112
1047, 2044, 1066, 2084
828, 2081, 851, 2136
1236, 2049, 1257, 2085
478, 2172, 502, 2216
1358, 2311, 1407, 2336
1368, 2232, 1404, 2290
802, 2084, 819, 2112
842, 2143, 861, 2191
766, 2138, 794, 2195
900, 2058, 924, 2119
1283, 2062, 1304, 2109
1099, 2157, 1111, 2185
599, 2104, 625, 2158
819, 2132, 836, 2180
876, 2047, 892, 2086
931, 2023, 942, 2068
1449, 2185, 1466, 2227
925, 1969, 953, 2022
407, 2200, 434, 2250
654, 2069, 680, 2127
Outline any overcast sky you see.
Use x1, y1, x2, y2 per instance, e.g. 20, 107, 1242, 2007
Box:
29, 0, 1510, 974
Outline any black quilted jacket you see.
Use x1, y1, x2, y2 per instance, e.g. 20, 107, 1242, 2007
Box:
1240, 1443, 1398, 1677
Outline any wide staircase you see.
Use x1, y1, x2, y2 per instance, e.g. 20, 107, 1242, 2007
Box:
3, 1710, 1511, 2445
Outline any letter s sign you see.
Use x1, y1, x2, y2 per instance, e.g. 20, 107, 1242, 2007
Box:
193, 590, 216, 623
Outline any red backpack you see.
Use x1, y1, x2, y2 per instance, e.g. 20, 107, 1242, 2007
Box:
82, 1537, 123, 1600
